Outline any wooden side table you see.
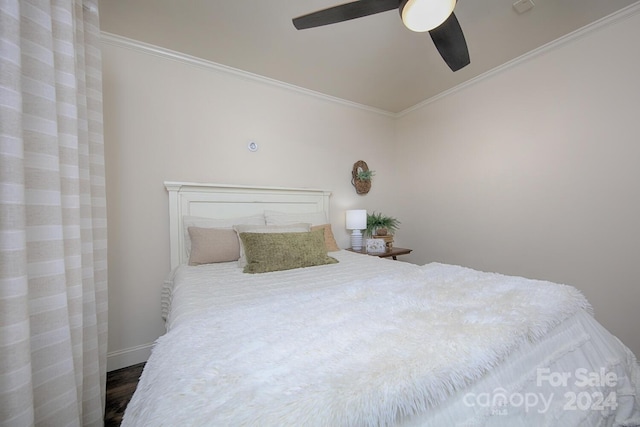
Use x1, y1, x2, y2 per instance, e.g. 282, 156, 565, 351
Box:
347, 247, 412, 260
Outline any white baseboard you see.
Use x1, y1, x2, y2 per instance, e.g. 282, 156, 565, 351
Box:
107, 343, 154, 372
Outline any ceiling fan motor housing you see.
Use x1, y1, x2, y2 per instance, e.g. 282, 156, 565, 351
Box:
399, 0, 457, 32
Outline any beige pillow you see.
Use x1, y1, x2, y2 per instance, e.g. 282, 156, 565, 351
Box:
311, 224, 340, 252
239, 228, 338, 274
188, 227, 240, 265
233, 223, 312, 268
182, 214, 265, 256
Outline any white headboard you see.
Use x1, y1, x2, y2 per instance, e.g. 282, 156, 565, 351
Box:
164, 182, 332, 269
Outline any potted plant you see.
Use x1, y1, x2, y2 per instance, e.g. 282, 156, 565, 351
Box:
366, 211, 400, 237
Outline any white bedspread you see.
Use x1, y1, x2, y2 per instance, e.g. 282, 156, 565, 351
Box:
126, 252, 640, 426
162, 250, 424, 330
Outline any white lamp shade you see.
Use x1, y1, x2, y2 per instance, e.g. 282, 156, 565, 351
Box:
346, 210, 367, 230
401, 0, 456, 32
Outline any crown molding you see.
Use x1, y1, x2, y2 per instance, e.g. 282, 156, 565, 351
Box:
100, 32, 395, 118
398, 0, 640, 117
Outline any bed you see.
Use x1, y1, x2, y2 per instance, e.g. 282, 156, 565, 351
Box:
122, 182, 640, 426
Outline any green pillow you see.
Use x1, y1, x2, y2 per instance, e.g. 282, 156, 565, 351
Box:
239, 228, 338, 274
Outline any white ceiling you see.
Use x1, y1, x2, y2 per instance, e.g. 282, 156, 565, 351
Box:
99, 0, 637, 114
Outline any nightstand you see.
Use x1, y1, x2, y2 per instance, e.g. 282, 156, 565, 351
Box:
347, 247, 412, 260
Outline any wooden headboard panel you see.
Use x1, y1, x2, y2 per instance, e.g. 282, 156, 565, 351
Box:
164, 182, 332, 269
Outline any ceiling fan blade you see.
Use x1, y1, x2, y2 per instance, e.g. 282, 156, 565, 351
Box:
293, 0, 400, 30
428, 12, 470, 71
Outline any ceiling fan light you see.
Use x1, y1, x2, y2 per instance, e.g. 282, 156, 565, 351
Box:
400, 0, 456, 32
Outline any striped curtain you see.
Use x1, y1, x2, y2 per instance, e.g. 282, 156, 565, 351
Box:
0, 1, 107, 426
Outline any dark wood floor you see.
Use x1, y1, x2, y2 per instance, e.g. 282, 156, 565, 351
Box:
105, 363, 145, 427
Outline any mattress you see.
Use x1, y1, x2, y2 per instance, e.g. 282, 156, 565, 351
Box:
128, 251, 639, 426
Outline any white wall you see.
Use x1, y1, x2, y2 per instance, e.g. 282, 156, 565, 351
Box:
394, 10, 640, 356
102, 41, 397, 370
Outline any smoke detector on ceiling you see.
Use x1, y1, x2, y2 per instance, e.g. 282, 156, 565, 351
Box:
513, 0, 535, 14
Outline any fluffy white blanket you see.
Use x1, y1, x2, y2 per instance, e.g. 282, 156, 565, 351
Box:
123, 263, 591, 426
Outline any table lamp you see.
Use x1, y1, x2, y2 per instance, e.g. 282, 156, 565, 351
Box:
346, 209, 367, 251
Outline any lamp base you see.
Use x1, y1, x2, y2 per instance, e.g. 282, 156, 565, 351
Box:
350, 230, 363, 251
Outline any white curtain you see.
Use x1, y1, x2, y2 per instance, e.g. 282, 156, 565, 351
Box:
0, 0, 107, 426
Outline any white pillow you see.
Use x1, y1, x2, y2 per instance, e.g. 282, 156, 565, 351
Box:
233, 223, 311, 268
264, 210, 328, 226
182, 214, 265, 256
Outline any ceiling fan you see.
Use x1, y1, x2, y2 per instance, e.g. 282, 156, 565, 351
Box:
292, 0, 470, 72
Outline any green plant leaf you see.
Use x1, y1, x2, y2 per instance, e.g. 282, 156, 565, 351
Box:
356, 170, 375, 181
366, 211, 400, 237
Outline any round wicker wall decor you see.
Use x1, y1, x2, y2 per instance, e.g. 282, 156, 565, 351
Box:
351, 160, 371, 195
